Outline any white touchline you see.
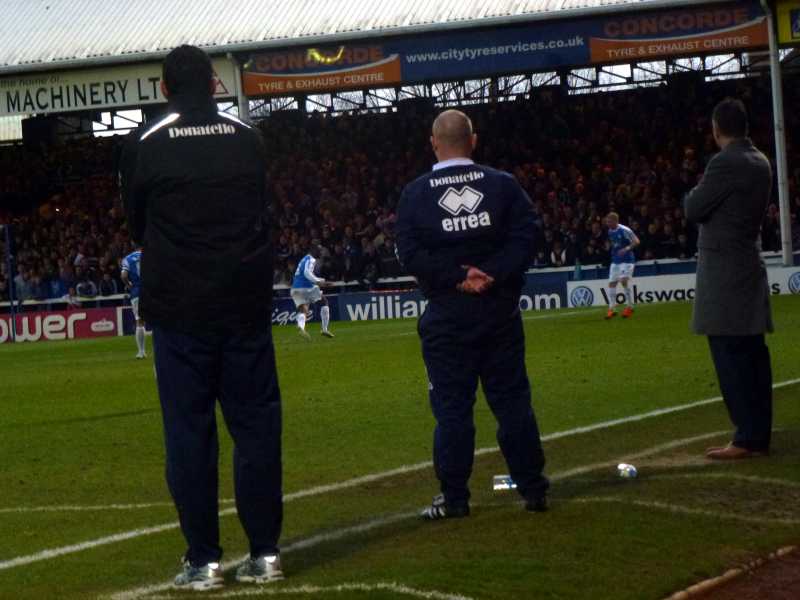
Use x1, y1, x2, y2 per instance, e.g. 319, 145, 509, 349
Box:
575, 497, 800, 526
109, 513, 418, 600
522, 310, 586, 321
2, 378, 798, 576
0, 500, 236, 515
112, 430, 733, 600
145, 582, 475, 600
549, 431, 728, 481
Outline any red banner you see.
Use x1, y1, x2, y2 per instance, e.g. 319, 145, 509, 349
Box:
0, 307, 120, 344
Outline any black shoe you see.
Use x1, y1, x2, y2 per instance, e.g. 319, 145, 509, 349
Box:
525, 494, 548, 513
420, 494, 470, 520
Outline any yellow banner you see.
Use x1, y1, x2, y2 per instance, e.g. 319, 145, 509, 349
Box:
777, 0, 800, 45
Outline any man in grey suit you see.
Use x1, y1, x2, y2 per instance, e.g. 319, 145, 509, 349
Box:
684, 98, 773, 460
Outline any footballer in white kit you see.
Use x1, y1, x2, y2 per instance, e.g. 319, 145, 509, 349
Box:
290, 247, 334, 339
605, 212, 640, 320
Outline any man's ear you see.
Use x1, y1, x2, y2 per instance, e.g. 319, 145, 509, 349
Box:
471, 133, 478, 151
209, 77, 218, 96
160, 80, 169, 98
430, 135, 436, 153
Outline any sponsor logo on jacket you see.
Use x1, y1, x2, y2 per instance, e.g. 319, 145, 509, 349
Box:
168, 123, 236, 138
438, 185, 492, 232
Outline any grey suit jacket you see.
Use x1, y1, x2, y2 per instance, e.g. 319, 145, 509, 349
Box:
683, 138, 773, 336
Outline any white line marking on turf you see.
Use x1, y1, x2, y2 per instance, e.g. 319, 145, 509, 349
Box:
111, 430, 733, 600
109, 513, 418, 600
522, 310, 585, 321
0, 499, 235, 515
4, 378, 799, 576
549, 431, 727, 481
576, 497, 800, 526
0, 522, 182, 571
147, 582, 475, 600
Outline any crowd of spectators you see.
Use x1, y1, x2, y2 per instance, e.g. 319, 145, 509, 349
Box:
1, 74, 798, 304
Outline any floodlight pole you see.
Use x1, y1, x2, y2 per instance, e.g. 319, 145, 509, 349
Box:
3, 224, 16, 342
229, 53, 251, 122
761, 0, 793, 265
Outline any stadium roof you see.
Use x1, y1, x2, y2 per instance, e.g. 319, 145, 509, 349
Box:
0, 0, 730, 75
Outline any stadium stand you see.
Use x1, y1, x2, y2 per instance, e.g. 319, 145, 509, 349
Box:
1, 75, 798, 304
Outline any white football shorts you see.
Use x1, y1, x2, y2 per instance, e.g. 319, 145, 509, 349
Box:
609, 263, 635, 283
290, 286, 323, 308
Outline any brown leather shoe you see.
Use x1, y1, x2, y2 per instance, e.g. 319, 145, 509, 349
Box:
706, 444, 764, 460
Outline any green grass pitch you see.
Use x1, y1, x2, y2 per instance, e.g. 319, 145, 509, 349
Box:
1, 297, 799, 599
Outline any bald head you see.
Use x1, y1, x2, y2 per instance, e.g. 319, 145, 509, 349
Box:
431, 110, 477, 161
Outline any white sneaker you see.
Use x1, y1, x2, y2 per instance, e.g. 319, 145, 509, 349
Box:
173, 559, 224, 591
236, 554, 284, 583
136, 352, 146, 359
297, 328, 311, 341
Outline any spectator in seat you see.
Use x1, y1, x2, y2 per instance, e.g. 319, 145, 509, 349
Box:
550, 240, 567, 268
99, 271, 119, 296
378, 238, 402, 278
76, 273, 98, 298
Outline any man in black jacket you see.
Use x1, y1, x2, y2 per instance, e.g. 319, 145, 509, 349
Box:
395, 110, 548, 520
120, 45, 283, 590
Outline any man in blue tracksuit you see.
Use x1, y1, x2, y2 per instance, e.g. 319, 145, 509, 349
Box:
395, 109, 548, 519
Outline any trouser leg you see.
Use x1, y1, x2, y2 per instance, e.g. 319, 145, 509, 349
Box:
153, 326, 221, 565
480, 313, 548, 500
218, 329, 283, 558
420, 318, 479, 507
708, 335, 772, 451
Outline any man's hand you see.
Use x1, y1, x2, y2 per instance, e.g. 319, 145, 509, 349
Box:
616, 248, 629, 258
457, 266, 494, 294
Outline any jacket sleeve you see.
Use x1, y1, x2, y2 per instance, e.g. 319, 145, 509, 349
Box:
683, 152, 733, 224
477, 176, 536, 285
119, 133, 147, 244
395, 185, 467, 291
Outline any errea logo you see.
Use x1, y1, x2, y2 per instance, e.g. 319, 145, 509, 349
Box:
438, 186, 492, 232
438, 186, 484, 215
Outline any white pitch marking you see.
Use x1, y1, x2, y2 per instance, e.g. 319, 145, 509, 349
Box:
4, 378, 799, 575
0, 522, 182, 571
110, 430, 735, 600
109, 513, 417, 600
575, 497, 800, 526
522, 310, 586, 321
147, 581, 475, 600
549, 430, 728, 481
0, 500, 235, 515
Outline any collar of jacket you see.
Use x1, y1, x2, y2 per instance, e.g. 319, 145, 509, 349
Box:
724, 137, 753, 151
167, 93, 217, 115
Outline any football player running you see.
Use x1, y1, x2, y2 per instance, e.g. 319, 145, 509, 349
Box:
290, 246, 334, 339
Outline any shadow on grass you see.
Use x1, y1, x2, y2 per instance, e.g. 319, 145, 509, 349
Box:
5, 408, 158, 430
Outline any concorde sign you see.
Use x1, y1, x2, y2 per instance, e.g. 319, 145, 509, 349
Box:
0, 58, 236, 117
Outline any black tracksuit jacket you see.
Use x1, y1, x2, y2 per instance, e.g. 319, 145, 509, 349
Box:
119, 93, 272, 335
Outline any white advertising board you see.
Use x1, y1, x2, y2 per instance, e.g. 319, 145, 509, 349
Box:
567, 266, 800, 307
0, 58, 236, 116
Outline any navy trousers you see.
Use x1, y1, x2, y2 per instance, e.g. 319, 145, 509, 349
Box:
419, 305, 548, 506
153, 326, 283, 566
708, 334, 772, 452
